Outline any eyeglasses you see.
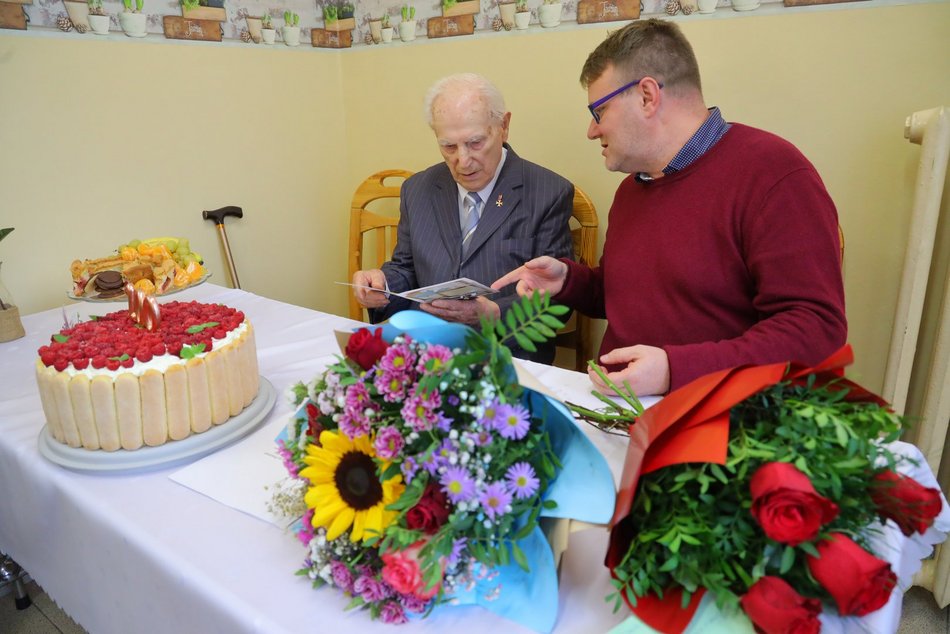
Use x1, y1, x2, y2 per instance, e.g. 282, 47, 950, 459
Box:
587, 77, 663, 124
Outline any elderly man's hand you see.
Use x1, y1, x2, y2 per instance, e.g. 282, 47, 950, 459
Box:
588, 345, 670, 397
491, 256, 568, 298
352, 269, 390, 309
420, 296, 500, 325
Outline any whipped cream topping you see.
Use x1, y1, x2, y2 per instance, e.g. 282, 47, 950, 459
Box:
60, 321, 248, 379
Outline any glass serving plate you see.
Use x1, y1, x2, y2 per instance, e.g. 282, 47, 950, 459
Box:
67, 272, 212, 303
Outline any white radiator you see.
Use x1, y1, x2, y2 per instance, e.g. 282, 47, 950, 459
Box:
882, 105, 950, 607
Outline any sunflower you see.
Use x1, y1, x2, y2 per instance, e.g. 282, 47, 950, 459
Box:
300, 430, 405, 542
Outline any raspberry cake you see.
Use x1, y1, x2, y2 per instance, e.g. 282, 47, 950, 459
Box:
35, 301, 259, 451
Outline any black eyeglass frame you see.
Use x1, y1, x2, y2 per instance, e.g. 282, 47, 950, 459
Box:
587, 77, 663, 124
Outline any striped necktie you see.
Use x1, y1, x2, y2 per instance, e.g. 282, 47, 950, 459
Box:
461, 192, 481, 257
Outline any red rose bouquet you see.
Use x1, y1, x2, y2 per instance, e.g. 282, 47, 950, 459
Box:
577, 346, 945, 634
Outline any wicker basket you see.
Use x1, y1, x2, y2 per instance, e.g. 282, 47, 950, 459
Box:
0, 305, 25, 342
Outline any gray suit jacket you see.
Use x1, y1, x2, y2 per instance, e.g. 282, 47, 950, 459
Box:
371, 146, 574, 363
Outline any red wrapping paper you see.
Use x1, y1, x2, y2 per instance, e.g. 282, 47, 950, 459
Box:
606, 345, 887, 633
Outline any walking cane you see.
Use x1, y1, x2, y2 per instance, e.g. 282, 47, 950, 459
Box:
202, 206, 243, 289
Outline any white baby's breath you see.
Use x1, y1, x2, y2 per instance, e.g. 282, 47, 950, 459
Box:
266, 477, 307, 520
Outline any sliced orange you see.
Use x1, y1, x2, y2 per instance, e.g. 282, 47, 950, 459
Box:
134, 279, 156, 295
185, 261, 204, 282
173, 266, 190, 288
120, 247, 138, 261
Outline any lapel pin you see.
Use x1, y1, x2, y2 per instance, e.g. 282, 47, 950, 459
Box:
495, 194, 504, 207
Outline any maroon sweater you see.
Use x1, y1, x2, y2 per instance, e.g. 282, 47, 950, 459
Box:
558, 124, 847, 390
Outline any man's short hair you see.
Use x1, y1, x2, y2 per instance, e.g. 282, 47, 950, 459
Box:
423, 73, 507, 127
580, 19, 702, 96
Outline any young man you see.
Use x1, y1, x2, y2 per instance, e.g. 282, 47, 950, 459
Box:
493, 19, 846, 393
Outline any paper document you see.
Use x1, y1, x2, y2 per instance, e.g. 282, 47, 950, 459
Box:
336, 277, 498, 303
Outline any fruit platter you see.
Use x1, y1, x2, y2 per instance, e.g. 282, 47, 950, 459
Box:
69, 237, 209, 302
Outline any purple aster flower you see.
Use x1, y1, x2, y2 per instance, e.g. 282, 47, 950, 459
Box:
479, 398, 504, 429
421, 447, 442, 477
447, 537, 468, 567
330, 560, 354, 592
479, 482, 513, 520
435, 412, 453, 432
440, 465, 476, 503
435, 438, 457, 466
354, 575, 391, 602
495, 403, 531, 440
505, 462, 540, 500
417, 344, 453, 374
447, 394, 461, 406
373, 426, 405, 460
379, 600, 408, 624
400, 594, 429, 614
464, 429, 494, 447
401, 456, 419, 483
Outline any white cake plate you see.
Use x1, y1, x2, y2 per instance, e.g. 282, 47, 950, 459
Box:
38, 377, 277, 474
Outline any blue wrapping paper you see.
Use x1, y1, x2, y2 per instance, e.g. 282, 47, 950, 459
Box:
284, 311, 615, 632
383, 312, 615, 632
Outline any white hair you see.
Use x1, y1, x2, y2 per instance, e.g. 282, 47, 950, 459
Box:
423, 73, 507, 128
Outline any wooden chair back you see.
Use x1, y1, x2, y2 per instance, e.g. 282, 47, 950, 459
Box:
347, 169, 414, 321
555, 187, 600, 372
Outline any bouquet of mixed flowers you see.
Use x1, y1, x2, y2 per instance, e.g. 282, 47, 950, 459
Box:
270, 296, 615, 631
576, 346, 947, 634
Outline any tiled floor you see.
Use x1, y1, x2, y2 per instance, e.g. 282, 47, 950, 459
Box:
898, 586, 950, 634
0, 581, 84, 634
1, 580, 948, 633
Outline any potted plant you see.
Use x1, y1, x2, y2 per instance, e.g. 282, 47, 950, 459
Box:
181, 0, 226, 20
339, 1, 354, 19
0, 228, 25, 343
398, 3, 415, 42
442, 0, 478, 16
281, 10, 300, 46
380, 13, 393, 42
87, 0, 109, 34
260, 12, 276, 43
118, 0, 146, 37
323, 4, 337, 25
538, 0, 560, 27
514, 0, 529, 29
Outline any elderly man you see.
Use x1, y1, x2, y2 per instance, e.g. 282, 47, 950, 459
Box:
494, 19, 846, 394
352, 73, 574, 364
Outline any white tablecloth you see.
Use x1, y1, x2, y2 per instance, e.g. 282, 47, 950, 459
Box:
0, 284, 945, 634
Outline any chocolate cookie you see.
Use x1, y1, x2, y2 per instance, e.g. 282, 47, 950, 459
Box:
94, 270, 124, 291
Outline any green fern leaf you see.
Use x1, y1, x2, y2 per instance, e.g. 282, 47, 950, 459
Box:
513, 332, 536, 352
